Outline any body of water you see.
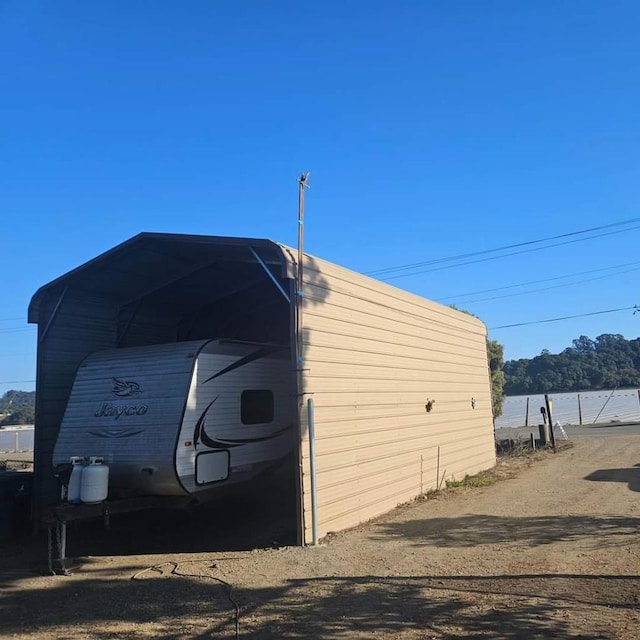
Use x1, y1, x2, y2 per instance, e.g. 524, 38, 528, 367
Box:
496, 389, 640, 428
0, 426, 34, 452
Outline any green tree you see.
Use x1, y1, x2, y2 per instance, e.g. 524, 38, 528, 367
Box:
0, 407, 35, 426
504, 333, 640, 394
449, 305, 505, 419
0, 390, 36, 425
487, 339, 505, 419
571, 335, 595, 353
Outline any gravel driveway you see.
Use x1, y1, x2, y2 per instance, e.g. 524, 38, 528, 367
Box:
2, 433, 639, 639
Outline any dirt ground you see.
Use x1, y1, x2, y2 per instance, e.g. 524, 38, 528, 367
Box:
2, 433, 639, 639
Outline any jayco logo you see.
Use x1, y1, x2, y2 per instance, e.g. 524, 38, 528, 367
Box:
93, 377, 148, 418
94, 403, 148, 418
111, 377, 142, 397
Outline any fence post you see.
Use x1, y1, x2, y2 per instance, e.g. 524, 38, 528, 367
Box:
544, 394, 557, 450
578, 393, 583, 426
524, 397, 529, 427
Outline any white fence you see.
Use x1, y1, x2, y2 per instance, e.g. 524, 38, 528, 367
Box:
0, 426, 34, 453
496, 389, 640, 429
2, 395, 639, 446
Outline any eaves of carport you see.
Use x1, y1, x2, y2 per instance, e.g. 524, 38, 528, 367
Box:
28, 232, 296, 325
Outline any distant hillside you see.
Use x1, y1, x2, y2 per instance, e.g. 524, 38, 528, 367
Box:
504, 334, 640, 395
0, 390, 35, 426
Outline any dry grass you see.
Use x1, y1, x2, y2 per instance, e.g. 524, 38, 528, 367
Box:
445, 474, 496, 488
443, 438, 575, 492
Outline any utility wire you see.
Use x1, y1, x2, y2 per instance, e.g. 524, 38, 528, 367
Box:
436, 260, 640, 302
448, 265, 640, 305
379, 224, 640, 281
366, 217, 640, 277
0, 327, 35, 334
490, 306, 637, 330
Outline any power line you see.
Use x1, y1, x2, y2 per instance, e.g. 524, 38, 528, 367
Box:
365, 217, 640, 279
489, 306, 637, 330
0, 327, 35, 334
446, 265, 640, 305
378, 224, 640, 281
367, 216, 640, 276
436, 260, 640, 302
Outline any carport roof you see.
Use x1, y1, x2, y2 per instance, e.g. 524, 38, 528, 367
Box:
28, 232, 293, 322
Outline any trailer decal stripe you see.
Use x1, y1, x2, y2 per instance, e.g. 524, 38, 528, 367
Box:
194, 390, 293, 451
200, 346, 286, 385
193, 395, 220, 451
87, 428, 146, 438
206, 423, 294, 448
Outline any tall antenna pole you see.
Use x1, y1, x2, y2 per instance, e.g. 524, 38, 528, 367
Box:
296, 172, 310, 383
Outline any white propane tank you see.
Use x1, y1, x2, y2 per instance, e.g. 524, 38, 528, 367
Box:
67, 456, 85, 504
80, 456, 109, 503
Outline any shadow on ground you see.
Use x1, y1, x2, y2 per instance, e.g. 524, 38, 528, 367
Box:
1, 569, 635, 639
585, 463, 640, 492
0, 469, 298, 578
372, 514, 640, 549
79, 484, 294, 555
67, 482, 298, 556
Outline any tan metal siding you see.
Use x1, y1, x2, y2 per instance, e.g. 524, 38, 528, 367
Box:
299, 255, 495, 542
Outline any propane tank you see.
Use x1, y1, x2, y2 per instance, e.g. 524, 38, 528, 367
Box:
80, 456, 109, 503
67, 456, 85, 504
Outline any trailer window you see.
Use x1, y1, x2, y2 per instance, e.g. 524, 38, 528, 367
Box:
241, 390, 274, 425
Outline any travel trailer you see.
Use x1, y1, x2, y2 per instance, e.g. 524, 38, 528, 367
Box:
52, 339, 295, 504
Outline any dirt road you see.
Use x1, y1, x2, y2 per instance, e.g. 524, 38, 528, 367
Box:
2, 433, 639, 639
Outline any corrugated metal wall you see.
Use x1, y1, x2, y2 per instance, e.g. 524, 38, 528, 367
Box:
34, 290, 115, 514
299, 255, 496, 542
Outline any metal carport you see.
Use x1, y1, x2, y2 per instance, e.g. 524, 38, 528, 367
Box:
28, 233, 303, 541
29, 231, 496, 549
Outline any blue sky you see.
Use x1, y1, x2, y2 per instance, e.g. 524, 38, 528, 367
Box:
1, 1, 640, 395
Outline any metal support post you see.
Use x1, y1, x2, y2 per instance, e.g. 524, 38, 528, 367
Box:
307, 398, 319, 545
